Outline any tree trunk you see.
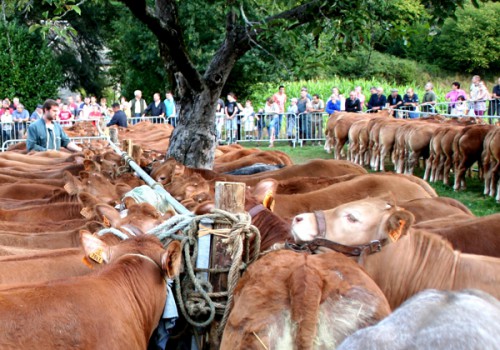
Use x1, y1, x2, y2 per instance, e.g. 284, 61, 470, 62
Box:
166, 79, 221, 169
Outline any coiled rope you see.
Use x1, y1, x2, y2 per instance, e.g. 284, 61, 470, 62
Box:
148, 209, 261, 333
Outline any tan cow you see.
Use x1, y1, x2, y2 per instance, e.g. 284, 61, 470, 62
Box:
291, 198, 500, 308
221, 250, 390, 349
0, 235, 181, 349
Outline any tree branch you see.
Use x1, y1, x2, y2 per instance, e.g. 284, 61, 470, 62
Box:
118, 0, 203, 92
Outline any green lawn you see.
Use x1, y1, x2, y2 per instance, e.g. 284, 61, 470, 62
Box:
242, 141, 499, 216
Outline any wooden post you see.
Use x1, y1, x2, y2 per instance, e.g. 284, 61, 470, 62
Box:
207, 181, 246, 350
122, 139, 133, 157
109, 127, 118, 144
132, 145, 142, 165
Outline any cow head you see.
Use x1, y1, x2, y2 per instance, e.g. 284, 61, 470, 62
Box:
80, 232, 181, 278
95, 202, 173, 235
291, 198, 414, 247
150, 158, 185, 185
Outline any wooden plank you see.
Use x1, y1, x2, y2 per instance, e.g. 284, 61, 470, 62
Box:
132, 145, 142, 165
207, 181, 245, 350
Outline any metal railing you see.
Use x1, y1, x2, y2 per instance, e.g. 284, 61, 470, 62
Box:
216, 112, 331, 147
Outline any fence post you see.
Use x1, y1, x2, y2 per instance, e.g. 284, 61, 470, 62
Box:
207, 181, 245, 349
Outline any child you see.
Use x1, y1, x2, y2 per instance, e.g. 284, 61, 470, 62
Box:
286, 98, 298, 145
452, 95, 468, 116
1, 109, 13, 142
241, 100, 255, 140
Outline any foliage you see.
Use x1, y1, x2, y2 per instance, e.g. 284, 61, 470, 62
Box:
104, 3, 167, 101
430, 2, 500, 74
0, 21, 63, 111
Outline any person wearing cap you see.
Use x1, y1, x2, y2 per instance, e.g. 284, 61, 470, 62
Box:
26, 99, 82, 152
387, 89, 403, 117
107, 103, 128, 128
30, 105, 44, 121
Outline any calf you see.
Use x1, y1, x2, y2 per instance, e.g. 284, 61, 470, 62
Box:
0, 234, 181, 349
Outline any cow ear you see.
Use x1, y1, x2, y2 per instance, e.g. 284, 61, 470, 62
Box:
95, 204, 122, 228
80, 230, 110, 264
161, 241, 182, 278
83, 159, 98, 172
63, 171, 82, 195
384, 210, 415, 242
252, 179, 278, 210
78, 192, 100, 219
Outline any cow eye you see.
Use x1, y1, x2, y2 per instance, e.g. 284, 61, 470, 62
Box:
346, 213, 358, 223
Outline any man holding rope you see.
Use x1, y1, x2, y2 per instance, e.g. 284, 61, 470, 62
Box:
26, 99, 82, 152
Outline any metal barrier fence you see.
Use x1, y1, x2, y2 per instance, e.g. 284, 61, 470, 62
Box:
216, 112, 330, 147
129, 115, 174, 125
1, 135, 108, 152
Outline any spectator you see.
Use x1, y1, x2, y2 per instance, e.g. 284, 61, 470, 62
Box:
474, 82, 490, 117
26, 99, 82, 152
310, 94, 325, 144
120, 96, 131, 119
30, 105, 43, 121
130, 90, 147, 121
297, 88, 312, 143
325, 93, 341, 114
0, 99, 13, 116
89, 104, 102, 119
67, 96, 78, 116
355, 86, 366, 110
367, 87, 387, 112
215, 97, 225, 142
470, 75, 481, 113
143, 93, 166, 123
492, 77, 500, 117
420, 83, 437, 113
58, 104, 74, 126
12, 104, 30, 138
241, 100, 255, 140
11, 97, 19, 110
100, 97, 110, 117
1, 108, 13, 142
445, 82, 467, 114
403, 88, 420, 118
225, 92, 241, 142
387, 89, 403, 117
164, 91, 177, 126
78, 97, 92, 120
107, 103, 128, 128
264, 97, 279, 147
345, 91, 362, 113
452, 95, 468, 116
272, 85, 287, 137
286, 97, 298, 145
328, 87, 345, 110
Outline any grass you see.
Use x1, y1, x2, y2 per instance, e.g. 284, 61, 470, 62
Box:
242, 141, 499, 216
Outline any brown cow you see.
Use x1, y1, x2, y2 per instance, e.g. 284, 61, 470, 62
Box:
0, 234, 181, 349
291, 198, 500, 308
221, 249, 390, 349
252, 173, 436, 221
453, 124, 495, 191
483, 126, 500, 201
152, 158, 367, 187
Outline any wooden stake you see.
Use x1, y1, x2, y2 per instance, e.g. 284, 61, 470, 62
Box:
132, 145, 142, 165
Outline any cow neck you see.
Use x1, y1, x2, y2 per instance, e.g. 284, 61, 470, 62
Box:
104, 252, 167, 335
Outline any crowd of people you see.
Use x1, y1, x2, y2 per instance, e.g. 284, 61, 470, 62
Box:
0, 75, 498, 148
215, 75, 500, 146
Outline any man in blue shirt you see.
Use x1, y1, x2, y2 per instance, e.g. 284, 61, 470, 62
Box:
107, 103, 128, 128
367, 87, 387, 113
12, 104, 30, 139
164, 91, 176, 126
26, 99, 82, 152
403, 88, 420, 119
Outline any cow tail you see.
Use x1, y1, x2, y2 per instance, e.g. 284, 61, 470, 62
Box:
289, 255, 323, 349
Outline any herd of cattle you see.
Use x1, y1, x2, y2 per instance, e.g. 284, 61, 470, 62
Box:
0, 120, 498, 349
324, 110, 500, 200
